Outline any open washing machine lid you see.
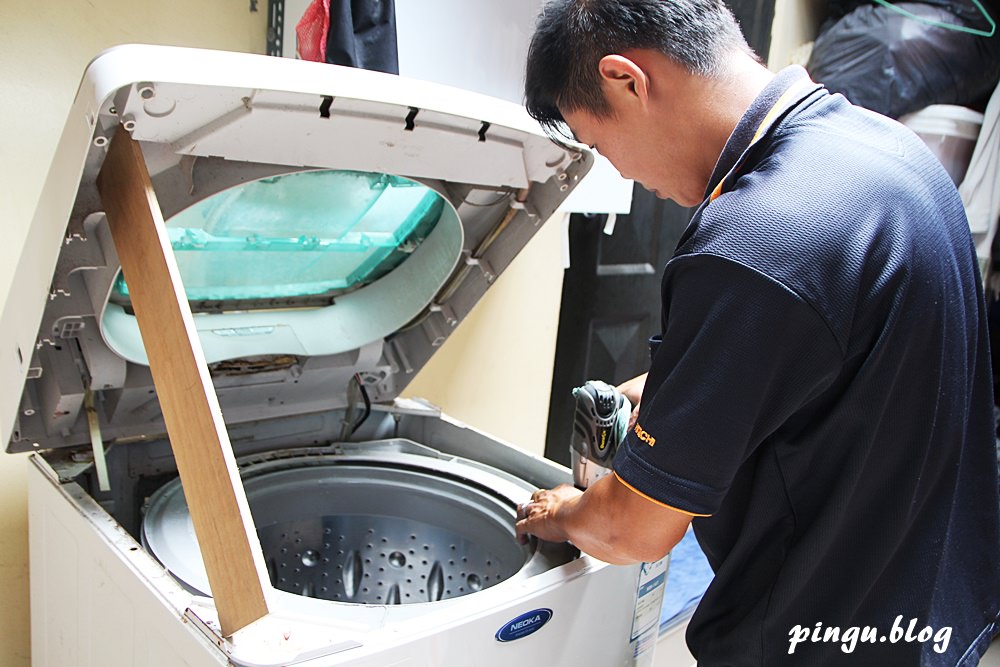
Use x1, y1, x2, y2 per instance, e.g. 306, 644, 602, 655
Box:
5, 44, 592, 453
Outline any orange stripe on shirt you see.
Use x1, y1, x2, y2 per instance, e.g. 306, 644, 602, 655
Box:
613, 472, 712, 517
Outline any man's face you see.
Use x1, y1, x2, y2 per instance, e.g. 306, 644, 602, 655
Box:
562, 106, 704, 208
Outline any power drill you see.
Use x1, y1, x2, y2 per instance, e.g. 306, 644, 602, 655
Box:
569, 380, 632, 489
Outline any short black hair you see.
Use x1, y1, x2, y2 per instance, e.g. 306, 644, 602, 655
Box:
525, 0, 753, 141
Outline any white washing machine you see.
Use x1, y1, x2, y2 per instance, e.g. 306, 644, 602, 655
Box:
3, 45, 681, 666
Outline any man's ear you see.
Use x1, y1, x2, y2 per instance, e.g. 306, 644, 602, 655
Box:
597, 54, 649, 107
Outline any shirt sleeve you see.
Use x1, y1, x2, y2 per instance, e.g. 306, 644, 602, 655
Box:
612, 253, 843, 516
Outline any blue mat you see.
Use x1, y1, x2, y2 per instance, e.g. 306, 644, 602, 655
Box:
660, 528, 715, 632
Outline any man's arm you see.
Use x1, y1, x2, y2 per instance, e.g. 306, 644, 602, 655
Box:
617, 372, 647, 406
515, 472, 692, 565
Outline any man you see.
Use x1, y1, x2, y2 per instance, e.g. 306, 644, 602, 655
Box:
514, 0, 1000, 664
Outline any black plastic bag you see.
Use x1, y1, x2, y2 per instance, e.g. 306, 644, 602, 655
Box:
807, 2, 1000, 119
821, 0, 997, 26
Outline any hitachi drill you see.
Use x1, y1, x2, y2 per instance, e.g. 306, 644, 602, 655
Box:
569, 380, 632, 489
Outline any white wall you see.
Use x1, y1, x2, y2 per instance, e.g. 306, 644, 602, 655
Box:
768, 0, 825, 69
396, 0, 542, 104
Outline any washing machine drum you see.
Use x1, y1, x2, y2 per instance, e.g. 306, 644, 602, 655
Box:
141, 446, 539, 605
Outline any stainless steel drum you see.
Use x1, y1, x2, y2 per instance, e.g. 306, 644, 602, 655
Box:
142, 440, 557, 605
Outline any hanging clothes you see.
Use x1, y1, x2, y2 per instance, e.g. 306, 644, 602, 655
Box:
326, 0, 399, 74
960, 83, 1000, 278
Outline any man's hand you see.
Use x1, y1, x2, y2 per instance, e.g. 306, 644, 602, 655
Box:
514, 473, 692, 565
617, 372, 648, 429
516, 484, 581, 544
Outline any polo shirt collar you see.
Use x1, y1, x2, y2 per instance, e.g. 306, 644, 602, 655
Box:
703, 65, 814, 201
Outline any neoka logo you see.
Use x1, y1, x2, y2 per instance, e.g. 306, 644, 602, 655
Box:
495, 608, 553, 642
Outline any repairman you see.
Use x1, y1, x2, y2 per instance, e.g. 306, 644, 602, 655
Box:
514, 1, 1000, 664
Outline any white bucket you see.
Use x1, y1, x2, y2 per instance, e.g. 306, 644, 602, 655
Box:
899, 104, 984, 185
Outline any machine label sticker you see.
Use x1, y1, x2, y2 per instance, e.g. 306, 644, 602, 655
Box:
495, 608, 553, 642
630, 558, 668, 643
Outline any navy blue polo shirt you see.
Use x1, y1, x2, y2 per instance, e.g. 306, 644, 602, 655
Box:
613, 66, 1000, 665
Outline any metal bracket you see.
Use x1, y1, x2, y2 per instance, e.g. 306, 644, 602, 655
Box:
266, 0, 285, 57
423, 303, 458, 348
510, 197, 542, 225
463, 253, 495, 284
428, 302, 458, 328
387, 339, 413, 375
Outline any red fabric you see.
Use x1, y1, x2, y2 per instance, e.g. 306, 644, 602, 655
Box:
295, 0, 330, 62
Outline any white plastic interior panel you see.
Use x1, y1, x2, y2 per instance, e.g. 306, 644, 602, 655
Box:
126, 87, 536, 188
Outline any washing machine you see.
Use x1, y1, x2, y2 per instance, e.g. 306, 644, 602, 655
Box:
4, 45, 671, 666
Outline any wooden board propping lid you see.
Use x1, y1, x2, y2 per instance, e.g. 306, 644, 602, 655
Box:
96, 127, 270, 636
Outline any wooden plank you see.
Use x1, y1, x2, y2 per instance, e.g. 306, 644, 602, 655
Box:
97, 128, 270, 636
